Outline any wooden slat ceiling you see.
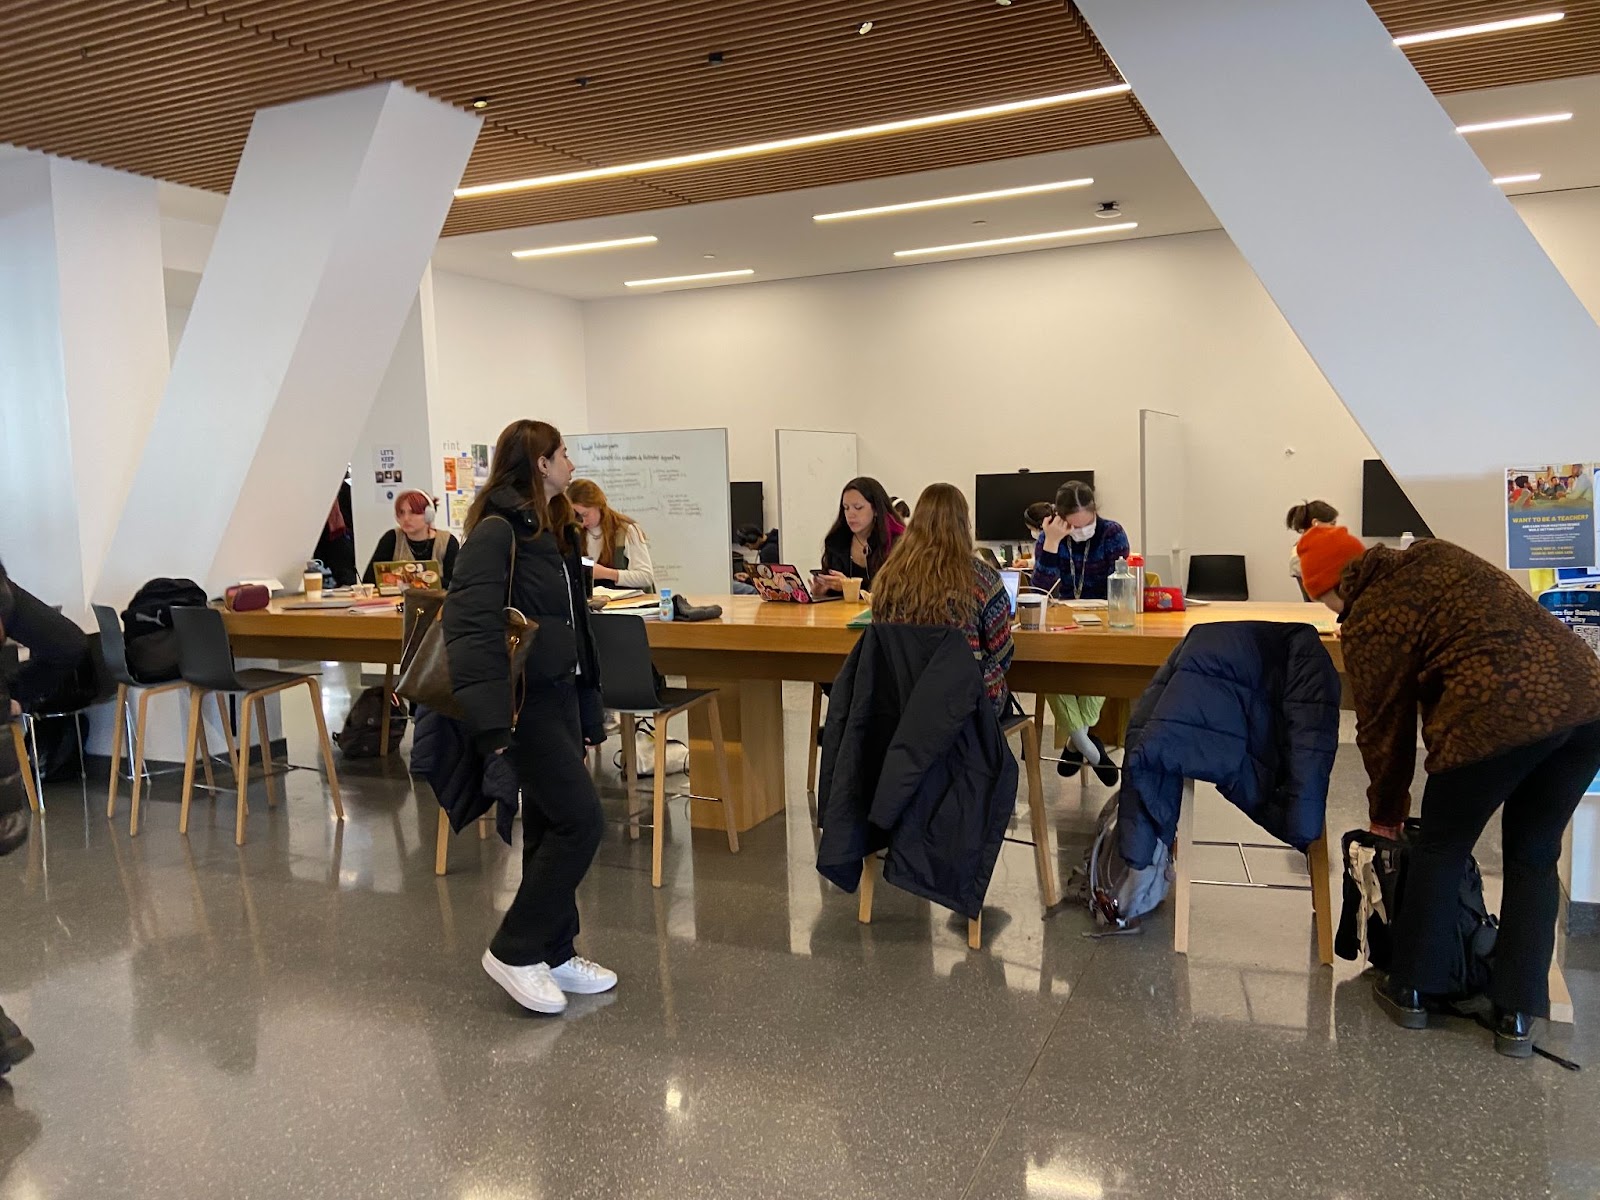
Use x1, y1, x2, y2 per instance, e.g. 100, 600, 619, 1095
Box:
1, 0, 1597, 236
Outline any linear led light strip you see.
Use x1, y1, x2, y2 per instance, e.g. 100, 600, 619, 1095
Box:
814, 178, 1094, 222
1494, 172, 1542, 185
895, 222, 1138, 259
1395, 11, 1563, 47
1457, 112, 1571, 134
512, 235, 657, 259
456, 84, 1132, 199
625, 269, 755, 288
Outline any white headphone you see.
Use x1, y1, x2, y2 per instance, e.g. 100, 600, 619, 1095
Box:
398, 491, 436, 528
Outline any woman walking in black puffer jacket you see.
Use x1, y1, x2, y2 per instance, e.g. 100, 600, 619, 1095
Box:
443, 421, 615, 1016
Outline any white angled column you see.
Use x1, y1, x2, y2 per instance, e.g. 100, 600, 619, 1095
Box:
1077, 0, 1600, 559
101, 83, 480, 602
0, 155, 168, 617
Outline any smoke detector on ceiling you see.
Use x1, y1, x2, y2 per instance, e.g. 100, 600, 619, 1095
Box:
1094, 201, 1122, 219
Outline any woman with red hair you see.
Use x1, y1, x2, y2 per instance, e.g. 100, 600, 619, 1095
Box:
363, 489, 460, 589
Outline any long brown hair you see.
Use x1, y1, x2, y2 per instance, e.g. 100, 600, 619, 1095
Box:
567, 478, 644, 568
464, 420, 576, 545
870, 483, 978, 626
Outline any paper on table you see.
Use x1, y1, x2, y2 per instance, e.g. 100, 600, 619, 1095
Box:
594, 585, 644, 601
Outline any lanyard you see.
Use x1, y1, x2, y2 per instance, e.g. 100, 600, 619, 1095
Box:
1064, 540, 1089, 600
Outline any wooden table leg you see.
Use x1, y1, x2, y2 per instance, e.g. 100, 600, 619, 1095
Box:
684, 677, 785, 833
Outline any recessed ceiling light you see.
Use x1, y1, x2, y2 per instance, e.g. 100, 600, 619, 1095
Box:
470, 97, 491, 110
813, 178, 1093, 222
1394, 11, 1563, 47
625, 269, 755, 288
858, 20, 874, 34
702, 253, 717, 259
894, 222, 1138, 258
1493, 172, 1543, 185
456, 84, 1132, 198
510, 235, 658, 260
1456, 112, 1572, 134
1093, 200, 1122, 219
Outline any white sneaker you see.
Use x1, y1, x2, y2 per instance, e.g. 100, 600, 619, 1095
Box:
549, 955, 619, 995
482, 950, 568, 1014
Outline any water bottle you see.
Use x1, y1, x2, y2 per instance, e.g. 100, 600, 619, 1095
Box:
659, 588, 675, 622
1127, 553, 1146, 599
1108, 558, 1138, 629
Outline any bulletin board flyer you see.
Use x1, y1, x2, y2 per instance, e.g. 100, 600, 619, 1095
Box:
1506, 464, 1596, 570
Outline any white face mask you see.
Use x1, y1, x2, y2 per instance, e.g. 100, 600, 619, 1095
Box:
1068, 520, 1097, 543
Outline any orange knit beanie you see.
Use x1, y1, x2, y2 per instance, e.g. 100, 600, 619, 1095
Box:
1296, 525, 1367, 600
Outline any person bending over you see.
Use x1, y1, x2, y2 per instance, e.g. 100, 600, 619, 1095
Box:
1298, 524, 1600, 1058
568, 479, 656, 592
1285, 499, 1338, 594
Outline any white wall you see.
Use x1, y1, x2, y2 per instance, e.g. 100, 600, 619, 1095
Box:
584, 227, 1377, 598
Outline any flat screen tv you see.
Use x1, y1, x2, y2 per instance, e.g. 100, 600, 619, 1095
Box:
1361, 459, 1433, 538
730, 481, 764, 534
974, 470, 1095, 542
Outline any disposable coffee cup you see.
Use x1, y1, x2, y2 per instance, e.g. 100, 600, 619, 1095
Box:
841, 578, 863, 603
1016, 594, 1046, 630
303, 571, 323, 600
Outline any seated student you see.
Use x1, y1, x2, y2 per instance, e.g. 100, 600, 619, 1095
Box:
1016, 501, 1055, 570
871, 484, 1015, 711
1286, 500, 1339, 594
814, 477, 905, 595
1029, 480, 1128, 784
363, 490, 460, 589
568, 479, 656, 592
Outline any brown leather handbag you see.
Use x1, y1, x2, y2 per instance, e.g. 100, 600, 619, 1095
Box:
395, 517, 536, 720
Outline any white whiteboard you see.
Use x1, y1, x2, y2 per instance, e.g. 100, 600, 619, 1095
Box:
569, 428, 731, 596
777, 429, 859, 572
1140, 409, 1187, 587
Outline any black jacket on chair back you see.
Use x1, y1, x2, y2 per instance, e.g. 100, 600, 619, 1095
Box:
442, 486, 600, 751
1117, 621, 1340, 870
816, 624, 1018, 920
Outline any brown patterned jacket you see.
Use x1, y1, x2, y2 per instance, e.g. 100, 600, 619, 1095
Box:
1339, 539, 1600, 825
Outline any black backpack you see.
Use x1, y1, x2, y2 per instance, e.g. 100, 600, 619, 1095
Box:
334, 686, 407, 759
121, 578, 206, 682
1335, 823, 1497, 997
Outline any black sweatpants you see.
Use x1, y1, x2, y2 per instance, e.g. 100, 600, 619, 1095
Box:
1393, 720, 1600, 1016
488, 678, 604, 968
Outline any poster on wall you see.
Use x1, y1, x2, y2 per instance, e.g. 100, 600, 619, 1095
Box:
374, 446, 404, 503
443, 456, 458, 493
448, 493, 473, 530
1505, 464, 1596, 570
471, 443, 491, 488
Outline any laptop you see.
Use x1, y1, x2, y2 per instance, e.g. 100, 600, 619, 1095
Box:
749, 563, 840, 604
998, 569, 1022, 615
373, 559, 442, 593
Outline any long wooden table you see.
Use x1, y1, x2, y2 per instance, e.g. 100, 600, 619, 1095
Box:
221, 595, 1342, 832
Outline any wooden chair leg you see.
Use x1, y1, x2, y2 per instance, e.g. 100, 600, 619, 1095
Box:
857, 853, 877, 924
478, 816, 490, 840
212, 692, 238, 777
1308, 823, 1335, 967
306, 678, 345, 821
968, 914, 983, 950
235, 695, 255, 846
704, 695, 739, 854
252, 696, 279, 809
1173, 779, 1195, 955
621, 713, 640, 842
806, 683, 824, 795
130, 687, 161, 833
380, 663, 394, 756
10, 723, 39, 814
1020, 722, 1058, 911
650, 719, 669, 888
435, 807, 450, 876
177, 688, 205, 836
106, 683, 129, 819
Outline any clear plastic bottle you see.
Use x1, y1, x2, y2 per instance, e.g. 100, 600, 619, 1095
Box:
659, 588, 675, 622
1108, 558, 1138, 630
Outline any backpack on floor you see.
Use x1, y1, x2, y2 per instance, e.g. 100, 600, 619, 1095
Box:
1335, 823, 1497, 996
1067, 791, 1174, 931
611, 718, 689, 777
334, 686, 407, 759
121, 577, 207, 682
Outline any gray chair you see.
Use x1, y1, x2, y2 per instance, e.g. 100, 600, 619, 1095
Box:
95, 604, 231, 834
169, 607, 343, 845
591, 613, 736, 888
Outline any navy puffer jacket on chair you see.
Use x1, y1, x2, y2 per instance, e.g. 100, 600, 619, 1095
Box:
1117, 621, 1341, 870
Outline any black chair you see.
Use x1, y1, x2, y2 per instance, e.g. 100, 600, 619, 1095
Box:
95, 604, 232, 833
170, 607, 343, 845
12, 628, 114, 812
591, 613, 737, 887
1186, 555, 1250, 602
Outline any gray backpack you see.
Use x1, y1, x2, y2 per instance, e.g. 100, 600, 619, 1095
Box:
1072, 792, 1174, 932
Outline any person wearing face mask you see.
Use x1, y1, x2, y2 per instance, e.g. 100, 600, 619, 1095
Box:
814, 477, 905, 596
1029, 480, 1129, 784
363, 490, 461, 589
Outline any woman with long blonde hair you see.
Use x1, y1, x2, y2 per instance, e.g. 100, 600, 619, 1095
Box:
871, 483, 1014, 709
567, 479, 656, 592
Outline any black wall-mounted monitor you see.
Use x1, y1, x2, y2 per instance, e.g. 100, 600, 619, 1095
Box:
730, 481, 765, 534
974, 470, 1096, 542
1361, 459, 1433, 538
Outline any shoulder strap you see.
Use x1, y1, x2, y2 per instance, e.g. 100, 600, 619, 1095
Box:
484, 515, 518, 609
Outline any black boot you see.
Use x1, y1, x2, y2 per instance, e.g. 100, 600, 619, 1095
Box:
0, 1007, 34, 1076
1493, 1008, 1536, 1059
1088, 735, 1120, 787
1056, 745, 1084, 778
1373, 977, 1430, 1030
